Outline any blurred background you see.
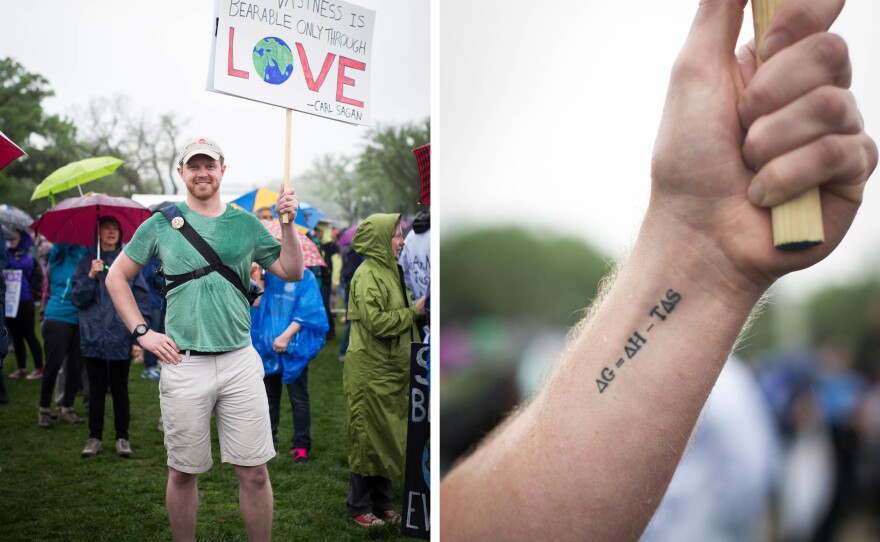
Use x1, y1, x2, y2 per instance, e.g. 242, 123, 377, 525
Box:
438, 1, 880, 541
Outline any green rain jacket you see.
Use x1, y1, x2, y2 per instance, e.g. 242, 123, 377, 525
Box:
344, 213, 421, 478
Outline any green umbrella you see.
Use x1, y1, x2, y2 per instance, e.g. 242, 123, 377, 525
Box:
31, 156, 124, 205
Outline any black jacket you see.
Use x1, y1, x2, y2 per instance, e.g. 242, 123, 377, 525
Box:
72, 249, 150, 360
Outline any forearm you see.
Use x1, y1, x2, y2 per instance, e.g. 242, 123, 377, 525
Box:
440, 216, 764, 541
106, 267, 146, 332
276, 225, 304, 281
279, 321, 302, 340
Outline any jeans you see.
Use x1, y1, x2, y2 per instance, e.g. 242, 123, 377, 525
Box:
263, 367, 311, 451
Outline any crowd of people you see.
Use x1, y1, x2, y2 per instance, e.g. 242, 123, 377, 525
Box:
1, 136, 430, 539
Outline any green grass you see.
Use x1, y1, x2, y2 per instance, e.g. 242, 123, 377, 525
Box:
0, 334, 419, 541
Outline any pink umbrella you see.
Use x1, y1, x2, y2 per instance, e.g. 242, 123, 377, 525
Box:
260, 219, 326, 267
0, 129, 26, 172
31, 194, 152, 256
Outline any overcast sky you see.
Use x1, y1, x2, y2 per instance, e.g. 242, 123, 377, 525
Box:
439, 0, 880, 300
0, 0, 429, 195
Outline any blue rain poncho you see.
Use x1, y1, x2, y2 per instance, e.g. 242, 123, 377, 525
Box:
251, 268, 328, 383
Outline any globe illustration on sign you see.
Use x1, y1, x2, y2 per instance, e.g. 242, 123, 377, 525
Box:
252, 37, 294, 85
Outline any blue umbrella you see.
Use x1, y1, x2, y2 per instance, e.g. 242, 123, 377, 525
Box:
228, 188, 324, 230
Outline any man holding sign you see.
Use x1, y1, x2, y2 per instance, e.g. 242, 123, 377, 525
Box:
107, 138, 303, 541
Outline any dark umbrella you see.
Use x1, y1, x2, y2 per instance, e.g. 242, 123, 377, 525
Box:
0, 204, 34, 232
31, 194, 152, 258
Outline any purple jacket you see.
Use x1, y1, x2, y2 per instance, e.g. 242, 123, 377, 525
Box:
6, 231, 36, 302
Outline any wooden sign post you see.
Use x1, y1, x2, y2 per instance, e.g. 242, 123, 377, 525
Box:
752, 0, 825, 249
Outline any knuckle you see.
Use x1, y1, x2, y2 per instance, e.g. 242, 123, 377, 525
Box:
743, 117, 770, 168
810, 87, 851, 128
815, 135, 846, 166
812, 33, 849, 72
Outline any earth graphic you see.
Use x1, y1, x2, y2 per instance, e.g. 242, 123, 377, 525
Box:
253, 37, 294, 84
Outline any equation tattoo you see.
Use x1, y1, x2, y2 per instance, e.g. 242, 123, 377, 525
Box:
596, 288, 682, 394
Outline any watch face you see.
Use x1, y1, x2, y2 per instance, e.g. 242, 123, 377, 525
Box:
135, 324, 147, 336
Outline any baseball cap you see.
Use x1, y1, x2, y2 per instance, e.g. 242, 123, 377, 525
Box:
177, 137, 224, 165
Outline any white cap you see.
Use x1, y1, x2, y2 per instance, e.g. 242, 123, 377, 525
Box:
177, 137, 224, 165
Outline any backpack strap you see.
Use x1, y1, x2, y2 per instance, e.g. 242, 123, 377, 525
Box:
157, 205, 250, 302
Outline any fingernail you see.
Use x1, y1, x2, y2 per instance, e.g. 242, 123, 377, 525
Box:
748, 181, 765, 206
759, 31, 790, 62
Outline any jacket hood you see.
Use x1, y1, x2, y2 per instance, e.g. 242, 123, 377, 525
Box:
411, 210, 430, 233
10, 229, 33, 255
352, 213, 400, 269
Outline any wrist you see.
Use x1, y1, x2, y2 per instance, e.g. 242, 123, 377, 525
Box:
637, 207, 770, 312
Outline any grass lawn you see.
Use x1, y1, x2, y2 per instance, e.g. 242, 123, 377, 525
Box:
0, 334, 421, 541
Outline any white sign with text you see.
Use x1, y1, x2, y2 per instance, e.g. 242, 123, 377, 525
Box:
208, 0, 375, 126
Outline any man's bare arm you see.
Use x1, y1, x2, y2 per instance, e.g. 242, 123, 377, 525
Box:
267, 184, 304, 282
106, 252, 181, 364
440, 0, 877, 540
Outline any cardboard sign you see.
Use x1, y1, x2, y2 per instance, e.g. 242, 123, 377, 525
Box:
3, 270, 21, 318
208, 0, 375, 126
401, 342, 430, 539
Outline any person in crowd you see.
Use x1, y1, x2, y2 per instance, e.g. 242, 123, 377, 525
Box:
255, 206, 274, 221
72, 216, 150, 458
439, 0, 878, 539
250, 263, 328, 462
319, 228, 338, 340
343, 213, 426, 528
399, 209, 430, 338
38, 241, 90, 428
139, 257, 165, 380
0, 228, 10, 403
5, 228, 44, 379
337, 240, 363, 364
106, 137, 303, 542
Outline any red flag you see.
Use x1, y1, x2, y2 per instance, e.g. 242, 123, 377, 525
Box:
413, 143, 430, 205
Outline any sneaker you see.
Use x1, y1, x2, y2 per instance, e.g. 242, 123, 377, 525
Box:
115, 438, 132, 458
290, 448, 309, 463
50, 407, 62, 420
81, 438, 102, 458
25, 368, 44, 380
58, 407, 84, 424
351, 513, 384, 528
38, 408, 51, 429
141, 366, 161, 380
8, 368, 27, 379
377, 510, 401, 524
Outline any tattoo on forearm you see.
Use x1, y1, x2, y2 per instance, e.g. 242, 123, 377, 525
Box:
596, 288, 682, 394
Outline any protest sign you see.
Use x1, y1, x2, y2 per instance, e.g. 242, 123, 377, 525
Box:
401, 342, 430, 539
208, 0, 375, 126
3, 269, 22, 318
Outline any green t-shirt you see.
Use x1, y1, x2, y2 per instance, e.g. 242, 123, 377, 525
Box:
125, 202, 281, 351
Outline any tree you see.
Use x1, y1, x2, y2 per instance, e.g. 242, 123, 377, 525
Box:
297, 153, 373, 222
0, 57, 82, 213
441, 226, 610, 327
356, 119, 429, 217
76, 94, 184, 196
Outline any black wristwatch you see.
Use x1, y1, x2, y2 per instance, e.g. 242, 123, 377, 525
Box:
131, 323, 150, 341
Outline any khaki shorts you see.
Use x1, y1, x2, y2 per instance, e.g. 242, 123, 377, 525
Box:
159, 345, 274, 474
